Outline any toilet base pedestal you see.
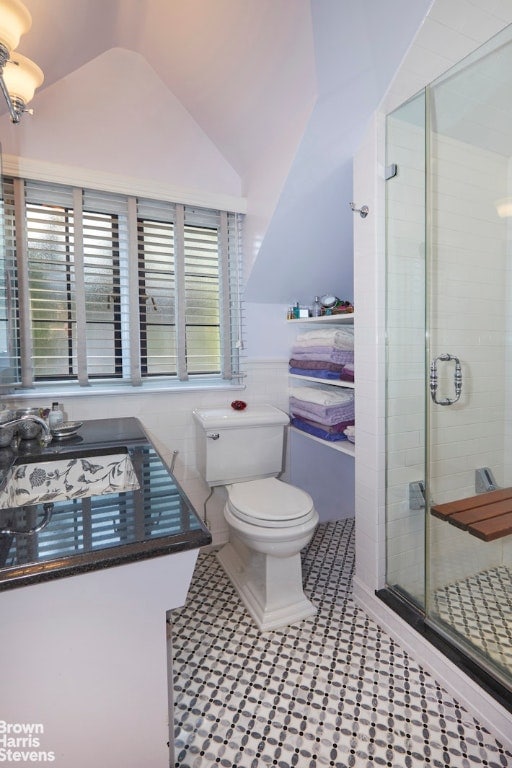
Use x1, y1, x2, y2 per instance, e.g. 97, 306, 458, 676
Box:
217, 538, 316, 632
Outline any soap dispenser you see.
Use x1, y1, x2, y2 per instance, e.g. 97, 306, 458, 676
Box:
48, 402, 64, 430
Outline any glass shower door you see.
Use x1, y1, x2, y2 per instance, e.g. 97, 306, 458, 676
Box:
426, 30, 512, 686
386, 24, 512, 691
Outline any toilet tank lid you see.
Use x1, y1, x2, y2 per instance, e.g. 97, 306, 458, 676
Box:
192, 404, 289, 429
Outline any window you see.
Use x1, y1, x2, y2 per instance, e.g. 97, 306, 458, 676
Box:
0, 177, 244, 391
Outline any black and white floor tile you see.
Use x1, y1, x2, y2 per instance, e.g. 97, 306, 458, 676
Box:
171, 520, 512, 767
434, 564, 512, 674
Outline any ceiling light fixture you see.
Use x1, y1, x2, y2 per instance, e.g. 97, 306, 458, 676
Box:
0, 0, 43, 123
495, 197, 512, 218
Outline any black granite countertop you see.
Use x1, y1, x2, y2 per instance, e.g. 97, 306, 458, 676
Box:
0, 418, 211, 591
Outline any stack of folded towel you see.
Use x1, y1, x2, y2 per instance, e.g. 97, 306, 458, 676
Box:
289, 385, 355, 442
289, 327, 354, 382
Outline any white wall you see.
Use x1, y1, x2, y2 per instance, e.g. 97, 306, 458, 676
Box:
0, 48, 242, 199
290, 429, 355, 521
243, 0, 434, 305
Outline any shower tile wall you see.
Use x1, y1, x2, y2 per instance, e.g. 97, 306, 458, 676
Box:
429, 133, 508, 502
428, 127, 511, 591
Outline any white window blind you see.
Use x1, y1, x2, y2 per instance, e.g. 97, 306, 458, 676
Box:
2, 177, 244, 391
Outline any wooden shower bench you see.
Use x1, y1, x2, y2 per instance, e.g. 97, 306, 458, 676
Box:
431, 487, 512, 541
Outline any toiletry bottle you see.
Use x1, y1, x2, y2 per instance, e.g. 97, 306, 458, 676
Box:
312, 296, 322, 317
48, 402, 64, 430
293, 301, 300, 319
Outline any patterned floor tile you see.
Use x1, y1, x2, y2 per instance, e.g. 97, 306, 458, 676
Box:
434, 564, 512, 672
171, 519, 511, 768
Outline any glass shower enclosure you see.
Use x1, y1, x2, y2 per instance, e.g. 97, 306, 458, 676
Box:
385, 24, 512, 692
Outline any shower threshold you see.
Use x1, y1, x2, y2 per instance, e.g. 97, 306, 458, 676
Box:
376, 585, 512, 715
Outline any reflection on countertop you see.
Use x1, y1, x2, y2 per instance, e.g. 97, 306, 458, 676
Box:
0, 417, 211, 590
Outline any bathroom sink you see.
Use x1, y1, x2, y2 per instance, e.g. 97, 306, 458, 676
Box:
0, 449, 140, 509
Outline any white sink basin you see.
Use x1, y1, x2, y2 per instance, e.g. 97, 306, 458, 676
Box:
0, 452, 140, 509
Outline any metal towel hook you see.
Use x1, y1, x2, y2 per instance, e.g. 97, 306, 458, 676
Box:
349, 202, 369, 218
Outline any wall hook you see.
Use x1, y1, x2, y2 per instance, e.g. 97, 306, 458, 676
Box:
349, 202, 369, 218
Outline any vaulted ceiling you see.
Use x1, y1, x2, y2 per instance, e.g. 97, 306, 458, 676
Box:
3, 0, 434, 303
9, 0, 317, 181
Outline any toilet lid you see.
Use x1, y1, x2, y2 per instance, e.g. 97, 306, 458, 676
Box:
227, 478, 314, 525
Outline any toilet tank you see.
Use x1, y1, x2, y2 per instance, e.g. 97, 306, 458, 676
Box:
193, 405, 289, 486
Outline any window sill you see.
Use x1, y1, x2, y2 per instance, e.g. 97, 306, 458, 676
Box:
6, 378, 246, 401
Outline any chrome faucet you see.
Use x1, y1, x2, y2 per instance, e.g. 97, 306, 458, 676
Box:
0, 415, 52, 445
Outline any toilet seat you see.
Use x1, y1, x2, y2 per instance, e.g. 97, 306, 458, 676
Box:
226, 478, 315, 528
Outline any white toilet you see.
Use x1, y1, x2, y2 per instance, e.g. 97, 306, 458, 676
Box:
193, 404, 319, 631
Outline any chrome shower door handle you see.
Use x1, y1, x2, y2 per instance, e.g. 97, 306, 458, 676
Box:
430, 353, 462, 406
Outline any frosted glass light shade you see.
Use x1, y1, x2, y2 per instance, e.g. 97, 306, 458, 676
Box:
496, 197, 512, 218
0, 0, 31, 53
3, 51, 43, 104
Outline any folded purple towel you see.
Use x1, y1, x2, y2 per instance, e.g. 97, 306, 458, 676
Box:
294, 415, 354, 434
289, 358, 345, 372
289, 367, 341, 380
291, 417, 349, 442
289, 396, 355, 426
